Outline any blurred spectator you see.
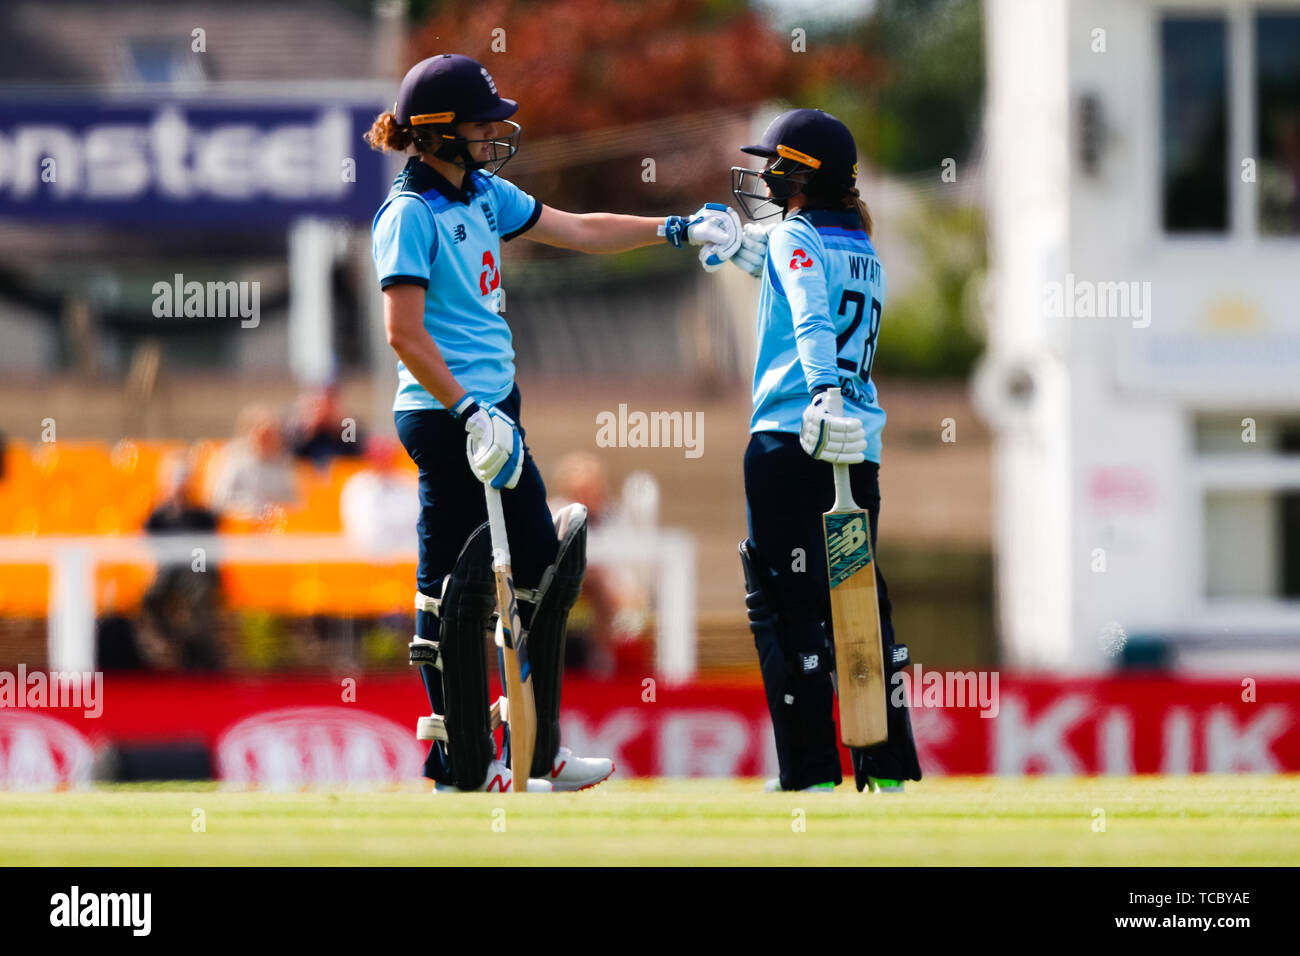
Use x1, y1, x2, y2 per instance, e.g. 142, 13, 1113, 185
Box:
210, 404, 297, 520
146, 448, 218, 535
549, 452, 657, 678
99, 449, 224, 670
340, 436, 419, 554
285, 384, 363, 468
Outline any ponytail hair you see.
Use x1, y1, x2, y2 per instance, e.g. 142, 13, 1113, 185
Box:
847, 184, 873, 237
364, 110, 432, 153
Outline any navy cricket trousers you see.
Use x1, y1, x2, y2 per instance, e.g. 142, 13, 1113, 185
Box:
395, 385, 559, 783
743, 430, 899, 789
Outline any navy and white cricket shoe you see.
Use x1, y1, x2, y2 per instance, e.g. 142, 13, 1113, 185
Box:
546, 746, 614, 792
435, 759, 553, 793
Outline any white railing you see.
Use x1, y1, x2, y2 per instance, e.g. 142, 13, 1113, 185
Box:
0, 529, 697, 683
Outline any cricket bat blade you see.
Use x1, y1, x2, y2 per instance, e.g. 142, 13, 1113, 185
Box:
822, 388, 889, 748
485, 486, 536, 792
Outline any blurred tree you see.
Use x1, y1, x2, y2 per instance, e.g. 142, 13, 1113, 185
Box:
873, 202, 986, 380
409, 0, 879, 136
857, 0, 984, 173
816, 0, 987, 380
402, 0, 880, 218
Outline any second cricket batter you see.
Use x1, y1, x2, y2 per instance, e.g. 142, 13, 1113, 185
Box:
725, 109, 924, 793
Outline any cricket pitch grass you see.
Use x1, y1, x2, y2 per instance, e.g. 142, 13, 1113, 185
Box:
1, 776, 1298, 866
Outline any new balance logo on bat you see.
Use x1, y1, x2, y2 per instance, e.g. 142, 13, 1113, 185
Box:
828, 515, 867, 557
825, 513, 872, 587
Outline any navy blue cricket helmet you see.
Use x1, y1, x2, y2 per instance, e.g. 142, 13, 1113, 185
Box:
731, 109, 859, 219
395, 54, 520, 175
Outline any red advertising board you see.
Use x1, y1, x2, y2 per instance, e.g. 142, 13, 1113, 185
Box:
2, 671, 1297, 788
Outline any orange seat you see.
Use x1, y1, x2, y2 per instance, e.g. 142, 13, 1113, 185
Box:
0, 557, 417, 617
2, 442, 35, 486
0, 564, 50, 615
220, 560, 415, 615
328, 457, 368, 487
283, 462, 342, 533
0, 483, 29, 533
32, 443, 112, 481
0, 564, 48, 616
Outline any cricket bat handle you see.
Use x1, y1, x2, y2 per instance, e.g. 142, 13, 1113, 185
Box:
824, 387, 858, 512
485, 485, 510, 570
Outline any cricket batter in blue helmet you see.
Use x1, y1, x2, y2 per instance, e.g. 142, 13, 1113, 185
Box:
365, 54, 752, 792
723, 108, 923, 792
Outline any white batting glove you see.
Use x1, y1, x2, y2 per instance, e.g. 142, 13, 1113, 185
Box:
662, 204, 742, 267
694, 205, 744, 272
451, 394, 524, 490
728, 222, 771, 277
800, 390, 867, 464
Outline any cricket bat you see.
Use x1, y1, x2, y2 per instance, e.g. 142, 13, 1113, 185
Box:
485, 485, 536, 792
821, 387, 890, 748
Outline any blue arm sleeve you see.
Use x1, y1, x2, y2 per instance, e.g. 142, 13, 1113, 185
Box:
487, 177, 542, 241
372, 195, 437, 289
768, 221, 838, 392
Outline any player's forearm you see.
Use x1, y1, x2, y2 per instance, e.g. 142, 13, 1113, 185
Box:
390, 334, 464, 409
528, 206, 662, 254
383, 290, 465, 408
569, 213, 663, 253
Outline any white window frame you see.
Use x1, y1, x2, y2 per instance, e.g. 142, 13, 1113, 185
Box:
1187, 409, 1300, 631
1152, 0, 1300, 247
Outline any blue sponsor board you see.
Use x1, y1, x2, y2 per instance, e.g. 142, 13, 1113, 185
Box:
0, 100, 389, 224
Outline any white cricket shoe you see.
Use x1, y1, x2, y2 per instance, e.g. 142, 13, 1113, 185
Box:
546, 746, 614, 791
764, 778, 836, 792
434, 759, 553, 793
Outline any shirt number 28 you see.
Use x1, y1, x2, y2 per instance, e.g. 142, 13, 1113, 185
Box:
834, 290, 883, 381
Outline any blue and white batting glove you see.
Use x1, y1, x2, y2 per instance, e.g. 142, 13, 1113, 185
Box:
661, 203, 742, 263
799, 388, 867, 464
451, 394, 524, 490
728, 222, 771, 278
696, 205, 744, 272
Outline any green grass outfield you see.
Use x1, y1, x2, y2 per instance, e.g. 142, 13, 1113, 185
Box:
1, 776, 1298, 866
